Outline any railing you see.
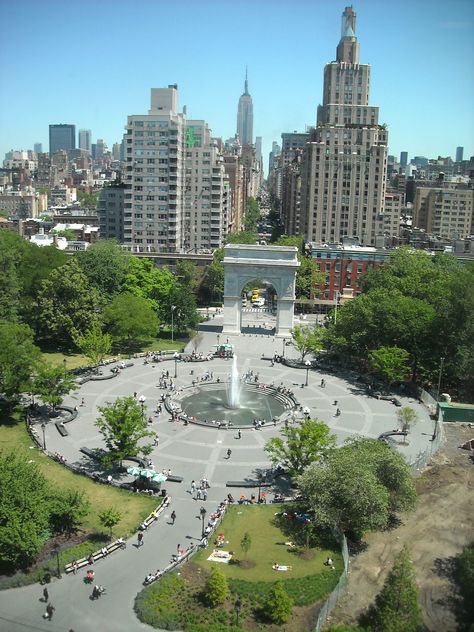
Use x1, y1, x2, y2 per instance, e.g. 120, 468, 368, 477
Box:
314, 529, 349, 632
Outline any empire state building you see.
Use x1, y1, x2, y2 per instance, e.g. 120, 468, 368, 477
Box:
236, 69, 253, 146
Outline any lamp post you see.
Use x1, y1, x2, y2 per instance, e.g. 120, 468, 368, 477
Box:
257, 473, 263, 504
41, 422, 46, 450
171, 305, 176, 342
200, 506, 207, 538
334, 290, 340, 324
235, 598, 242, 627
437, 356, 445, 401
138, 395, 146, 422
305, 360, 311, 387
217, 333, 220, 347
282, 338, 286, 357
173, 352, 179, 379
53, 546, 61, 578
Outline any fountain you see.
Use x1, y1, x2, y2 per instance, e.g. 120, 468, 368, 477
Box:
227, 355, 241, 409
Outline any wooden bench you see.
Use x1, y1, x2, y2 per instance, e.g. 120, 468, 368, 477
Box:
226, 480, 272, 488
55, 421, 69, 436
166, 475, 183, 483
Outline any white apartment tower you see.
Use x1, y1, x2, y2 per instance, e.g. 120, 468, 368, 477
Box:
183, 120, 228, 252
236, 69, 253, 146
299, 6, 388, 245
123, 86, 186, 252
78, 129, 92, 153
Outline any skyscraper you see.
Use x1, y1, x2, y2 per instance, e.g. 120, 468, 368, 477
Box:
456, 146, 464, 162
298, 6, 388, 245
34, 143, 43, 154
236, 68, 253, 146
49, 124, 75, 155
78, 129, 92, 153
400, 151, 408, 168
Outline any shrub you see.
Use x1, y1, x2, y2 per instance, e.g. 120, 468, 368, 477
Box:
262, 579, 293, 624
204, 566, 229, 607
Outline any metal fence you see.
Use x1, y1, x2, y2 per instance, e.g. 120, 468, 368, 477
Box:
407, 415, 444, 476
314, 529, 349, 632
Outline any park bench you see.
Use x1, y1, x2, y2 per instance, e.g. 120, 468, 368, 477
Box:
55, 421, 69, 436
226, 480, 272, 488
80, 446, 105, 461
165, 475, 183, 483
64, 539, 126, 574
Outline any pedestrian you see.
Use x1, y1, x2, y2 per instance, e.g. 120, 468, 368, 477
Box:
191, 479, 196, 493
42, 587, 49, 602
196, 487, 202, 500
137, 532, 144, 547
237, 429, 241, 439
170, 510, 176, 524
153, 435, 159, 446
46, 603, 55, 620
203, 488, 208, 501
80, 397, 85, 406
226, 449, 232, 459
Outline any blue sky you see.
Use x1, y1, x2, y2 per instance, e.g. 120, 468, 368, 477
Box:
1, 0, 473, 169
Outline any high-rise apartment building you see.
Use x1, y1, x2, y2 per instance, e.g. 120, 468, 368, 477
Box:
298, 6, 388, 245
413, 184, 473, 239
49, 124, 75, 155
400, 151, 408, 168
34, 143, 43, 154
236, 69, 253, 146
78, 129, 92, 153
456, 146, 464, 162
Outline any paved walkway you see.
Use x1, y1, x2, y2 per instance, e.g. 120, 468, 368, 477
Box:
0, 313, 435, 631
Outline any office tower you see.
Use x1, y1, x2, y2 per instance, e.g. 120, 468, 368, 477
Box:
91, 144, 97, 160
400, 151, 408, 168
236, 68, 253, 146
34, 143, 43, 154
112, 142, 122, 161
298, 6, 388, 245
122, 85, 186, 252
78, 129, 92, 153
49, 124, 75, 155
456, 146, 464, 162
255, 137, 262, 162
95, 139, 106, 160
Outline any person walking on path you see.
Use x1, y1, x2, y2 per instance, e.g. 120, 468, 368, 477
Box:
46, 603, 55, 620
42, 587, 49, 602
237, 429, 241, 439
137, 532, 144, 547
226, 449, 232, 459
170, 510, 176, 525
190, 480, 196, 494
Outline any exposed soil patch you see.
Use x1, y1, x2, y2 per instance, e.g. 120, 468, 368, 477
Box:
328, 424, 474, 632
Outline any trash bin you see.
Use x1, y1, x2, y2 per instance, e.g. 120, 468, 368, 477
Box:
43, 572, 51, 584
161, 489, 167, 497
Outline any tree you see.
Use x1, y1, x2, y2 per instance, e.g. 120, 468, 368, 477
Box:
32, 363, 76, 412
47, 489, 90, 535
98, 507, 122, 539
453, 541, 474, 627
361, 546, 422, 632
0, 230, 25, 321
200, 249, 224, 303
298, 438, 416, 539
0, 451, 50, 567
104, 293, 159, 352
243, 196, 261, 232
265, 418, 336, 477
0, 321, 41, 401
77, 190, 98, 207
122, 258, 176, 311
397, 406, 418, 433
225, 230, 259, 245
175, 259, 200, 292
263, 580, 293, 624
95, 396, 155, 466
369, 346, 411, 389
290, 324, 325, 360
204, 566, 229, 607
74, 323, 112, 366
37, 258, 101, 345
76, 240, 130, 299
240, 532, 252, 560
274, 236, 324, 299
159, 284, 199, 335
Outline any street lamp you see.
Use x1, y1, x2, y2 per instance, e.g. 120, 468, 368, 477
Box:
282, 338, 286, 357
200, 506, 207, 538
305, 360, 311, 387
217, 333, 220, 347
235, 598, 242, 627
52, 546, 61, 578
138, 395, 146, 422
173, 352, 179, 379
437, 356, 445, 401
334, 290, 341, 324
41, 422, 46, 450
171, 305, 176, 342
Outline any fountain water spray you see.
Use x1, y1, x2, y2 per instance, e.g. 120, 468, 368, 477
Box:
227, 355, 241, 409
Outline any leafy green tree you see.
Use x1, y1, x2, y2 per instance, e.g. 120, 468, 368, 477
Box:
32, 363, 76, 412
290, 324, 324, 360
47, 489, 90, 535
326, 626, 366, 632
263, 579, 293, 624
298, 438, 416, 539
95, 396, 155, 466
274, 236, 324, 299
204, 566, 229, 607
397, 406, 418, 433
453, 541, 474, 627
225, 230, 259, 244
369, 346, 411, 389
0, 451, 50, 567
240, 532, 252, 559
77, 190, 98, 207
243, 196, 261, 232
175, 259, 200, 292
0, 321, 41, 401
122, 258, 176, 311
0, 230, 25, 321
200, 249, 224, 303
98, 507, 122, 539
265, 418, 336, 477
76, 240, 130, 299
361, 546, 422, 632
159, 284, 199, 335
104, 293, 159, 352
74, 323, 112, 366
37, 258, 101, 345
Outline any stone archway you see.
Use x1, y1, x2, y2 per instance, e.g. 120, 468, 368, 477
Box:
222, 244, 300, 336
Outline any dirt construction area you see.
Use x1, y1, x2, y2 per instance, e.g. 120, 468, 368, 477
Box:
328, 424, 474, 632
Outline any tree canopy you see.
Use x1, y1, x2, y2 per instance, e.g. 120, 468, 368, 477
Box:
0, 321, 41, 401
32, 363, 77, 411
76, 240, 130, 299
369, 346, 411, 388
290, 324, 324, 360
104, 293, 159, 351
74, 324, 112, 367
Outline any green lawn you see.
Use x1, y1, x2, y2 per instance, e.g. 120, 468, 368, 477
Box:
0, 412, 157, 537
193, 504, 342, 582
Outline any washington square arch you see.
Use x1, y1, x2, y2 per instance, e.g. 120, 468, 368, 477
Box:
222, 244, 300, 337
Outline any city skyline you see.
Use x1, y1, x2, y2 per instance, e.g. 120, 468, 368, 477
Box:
0, 0, 473, 166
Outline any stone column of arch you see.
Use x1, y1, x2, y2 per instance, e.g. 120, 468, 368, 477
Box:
222, 244, 300, 337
